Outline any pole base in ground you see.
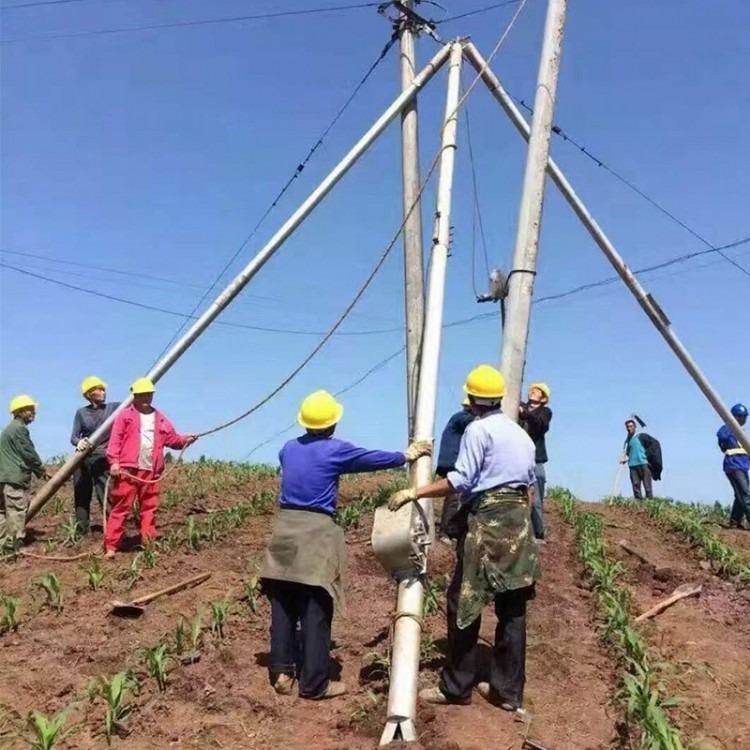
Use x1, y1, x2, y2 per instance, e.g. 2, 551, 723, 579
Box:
379, 717, 418, 745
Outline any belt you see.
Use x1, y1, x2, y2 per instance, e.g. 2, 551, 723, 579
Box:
278, 503, 334, 518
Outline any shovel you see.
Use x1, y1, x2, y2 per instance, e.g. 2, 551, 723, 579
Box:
110, 572, 211, 617
634, 582, 702, 623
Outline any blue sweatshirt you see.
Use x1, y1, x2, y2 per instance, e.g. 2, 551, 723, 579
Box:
436, 409, 474, 477
717, 424, 749, 472
278, 434, 406, 515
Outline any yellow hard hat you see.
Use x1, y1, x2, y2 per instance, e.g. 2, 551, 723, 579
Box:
9, 394, 38, 414
463, 364, 506, 399
298, 390, 343, 431
529, 382, 551, 399
130, 377, 156, 395
81, 375, 107, 397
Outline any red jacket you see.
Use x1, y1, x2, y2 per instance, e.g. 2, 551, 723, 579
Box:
106, 405, 190, 476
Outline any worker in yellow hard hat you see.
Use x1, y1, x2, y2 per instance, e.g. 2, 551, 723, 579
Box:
388, 365, 539, 714
0, 395, 49, 552
260, 389, 432, 700
69, 376, 121, 536
436, 395, 475, 542
104, 378, 197, 558
519, 382, 552, 542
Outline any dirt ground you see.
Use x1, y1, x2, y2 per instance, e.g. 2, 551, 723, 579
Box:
1, 472, 748, 750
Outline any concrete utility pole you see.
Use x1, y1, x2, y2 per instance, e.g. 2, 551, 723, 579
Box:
376, 42, 463, 746
26, 42, 454, 521
399, 0, 426, 441
464, 41, 750, 454
499, 0, 567, 420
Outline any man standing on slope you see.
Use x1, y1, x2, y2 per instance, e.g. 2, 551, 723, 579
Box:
104, 378, 197, 558
0, 395, 48, 552
260, 389, 431, 700
436, 397, 474, 541
621, 418, 653, 499
388, 365, 539, 714
70, 376, 120, 536
717, 403, 750, 529
520, 382, 552, 541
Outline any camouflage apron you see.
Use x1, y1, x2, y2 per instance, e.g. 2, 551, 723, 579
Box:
457, 488, 540, 629
260, 508, 347, 615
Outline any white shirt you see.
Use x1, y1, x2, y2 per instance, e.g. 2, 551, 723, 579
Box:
138, 411, 156, 470
447, 410, 536, 498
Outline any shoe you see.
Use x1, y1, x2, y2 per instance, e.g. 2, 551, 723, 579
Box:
273, 674, 295, 696
476, 683, 526, 715
419, 687, 470, 705
311, 681, 347, 700
535, 537, 547, 545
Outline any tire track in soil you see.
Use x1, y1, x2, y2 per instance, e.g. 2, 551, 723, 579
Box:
0, 481, 614, 750
592, 502, 750, 750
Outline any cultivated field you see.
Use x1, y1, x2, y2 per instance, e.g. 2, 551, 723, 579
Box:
1, 463, 749, 750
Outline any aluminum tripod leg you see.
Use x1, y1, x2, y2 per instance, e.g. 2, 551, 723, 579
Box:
463, 41, 750, 453
26, 42, 453, 522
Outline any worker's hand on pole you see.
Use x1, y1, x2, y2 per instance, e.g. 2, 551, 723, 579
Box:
388, 487, 418, 512
110, 463, 121, 478
75, 437, 92, 452
404, 439, 432, 462
184, 434, 198, 446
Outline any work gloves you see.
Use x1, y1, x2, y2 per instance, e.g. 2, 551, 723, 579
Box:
388, 487, 418, 512
75, 438, 93, 452
404, 439, 433, 463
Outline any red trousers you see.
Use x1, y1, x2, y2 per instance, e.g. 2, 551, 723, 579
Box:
104, 469, 160, 552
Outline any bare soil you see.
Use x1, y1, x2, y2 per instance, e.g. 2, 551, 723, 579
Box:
2, 472, 748, 750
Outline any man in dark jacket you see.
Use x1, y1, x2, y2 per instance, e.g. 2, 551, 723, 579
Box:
436, 399, 474, 540
0, 395, 47, 551
519, 383, 552, 541
621, 419, 654, 498
70, 376, 120, 535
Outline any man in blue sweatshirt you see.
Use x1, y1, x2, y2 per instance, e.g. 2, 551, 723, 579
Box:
717, 403, 750, 529
260, 389, 431, 700
621, 419, 653, 499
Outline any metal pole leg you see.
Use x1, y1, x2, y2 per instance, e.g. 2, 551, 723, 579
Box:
378, 42, 463, 746
26, 43, 454, 522
463, 41, 750, 453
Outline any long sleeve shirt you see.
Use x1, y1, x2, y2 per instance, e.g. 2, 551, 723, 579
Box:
717, 424, 749, 472
520, 403, 552, 464
624, 434, 648, 468
70, 402, 121, 455
436, 409, 474, 477
278, 434, 406, 515
447, 410, 536, 502
0, 418, 45, 488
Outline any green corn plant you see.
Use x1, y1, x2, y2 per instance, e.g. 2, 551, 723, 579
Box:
25, 707, 72, 750
122, 554, 142, 590
140, 643, 171, 692
84, 558, 105, 591
59, 516, 80, 547
141, 540, 159, 569
49, 497, 64, 515
101, 671, 136, 744
0, 594, 20, 632
209, 600, 229, 639
189, 613, 204, 653
36, 574, 63, 613
172, 617, 187, 654
203, 514, 220, 543
243, 576, 261, 614
185, 516, 200, 551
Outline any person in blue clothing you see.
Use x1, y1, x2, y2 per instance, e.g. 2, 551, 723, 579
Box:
621, 419, 653, 498
259, 389, 431, 700
717, 403, 750, 529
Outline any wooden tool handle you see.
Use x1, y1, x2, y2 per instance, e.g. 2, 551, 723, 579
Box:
634, 584, 701, 623
132, 572, 211, 605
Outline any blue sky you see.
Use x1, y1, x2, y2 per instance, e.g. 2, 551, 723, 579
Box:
1, 0, 748, 503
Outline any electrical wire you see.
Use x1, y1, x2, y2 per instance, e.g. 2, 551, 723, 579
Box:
2, 0, 110, 9
510, 95, 750, 279
1, 1, 381, 43
149, 33, 398, 365
436, 0, 521, 24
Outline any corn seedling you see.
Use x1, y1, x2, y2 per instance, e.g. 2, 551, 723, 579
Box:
122, 554, 142, 591
209, 600, 229, 639
84, 558, 105, 591
172, 617, 188, 654
49, 496, 64, 515
141, 540, 159, 569
140, 643, 171, 692
25, 707, 72, 750
0, 595, 19, 632
243, 576, 261, 614
36, 574, 63, 613
101, 672, 137, 744
189, 613, 204, 653
59, 516, 80, 547
185, 515, 200, 551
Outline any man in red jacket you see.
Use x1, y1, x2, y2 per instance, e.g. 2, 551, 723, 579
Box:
104, 378, 197, 557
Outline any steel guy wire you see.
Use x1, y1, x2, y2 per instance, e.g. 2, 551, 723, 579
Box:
509, 95, 750, 279
1, 2, 382, 42
436, 0, 522, 24
149, 33, 398, 366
